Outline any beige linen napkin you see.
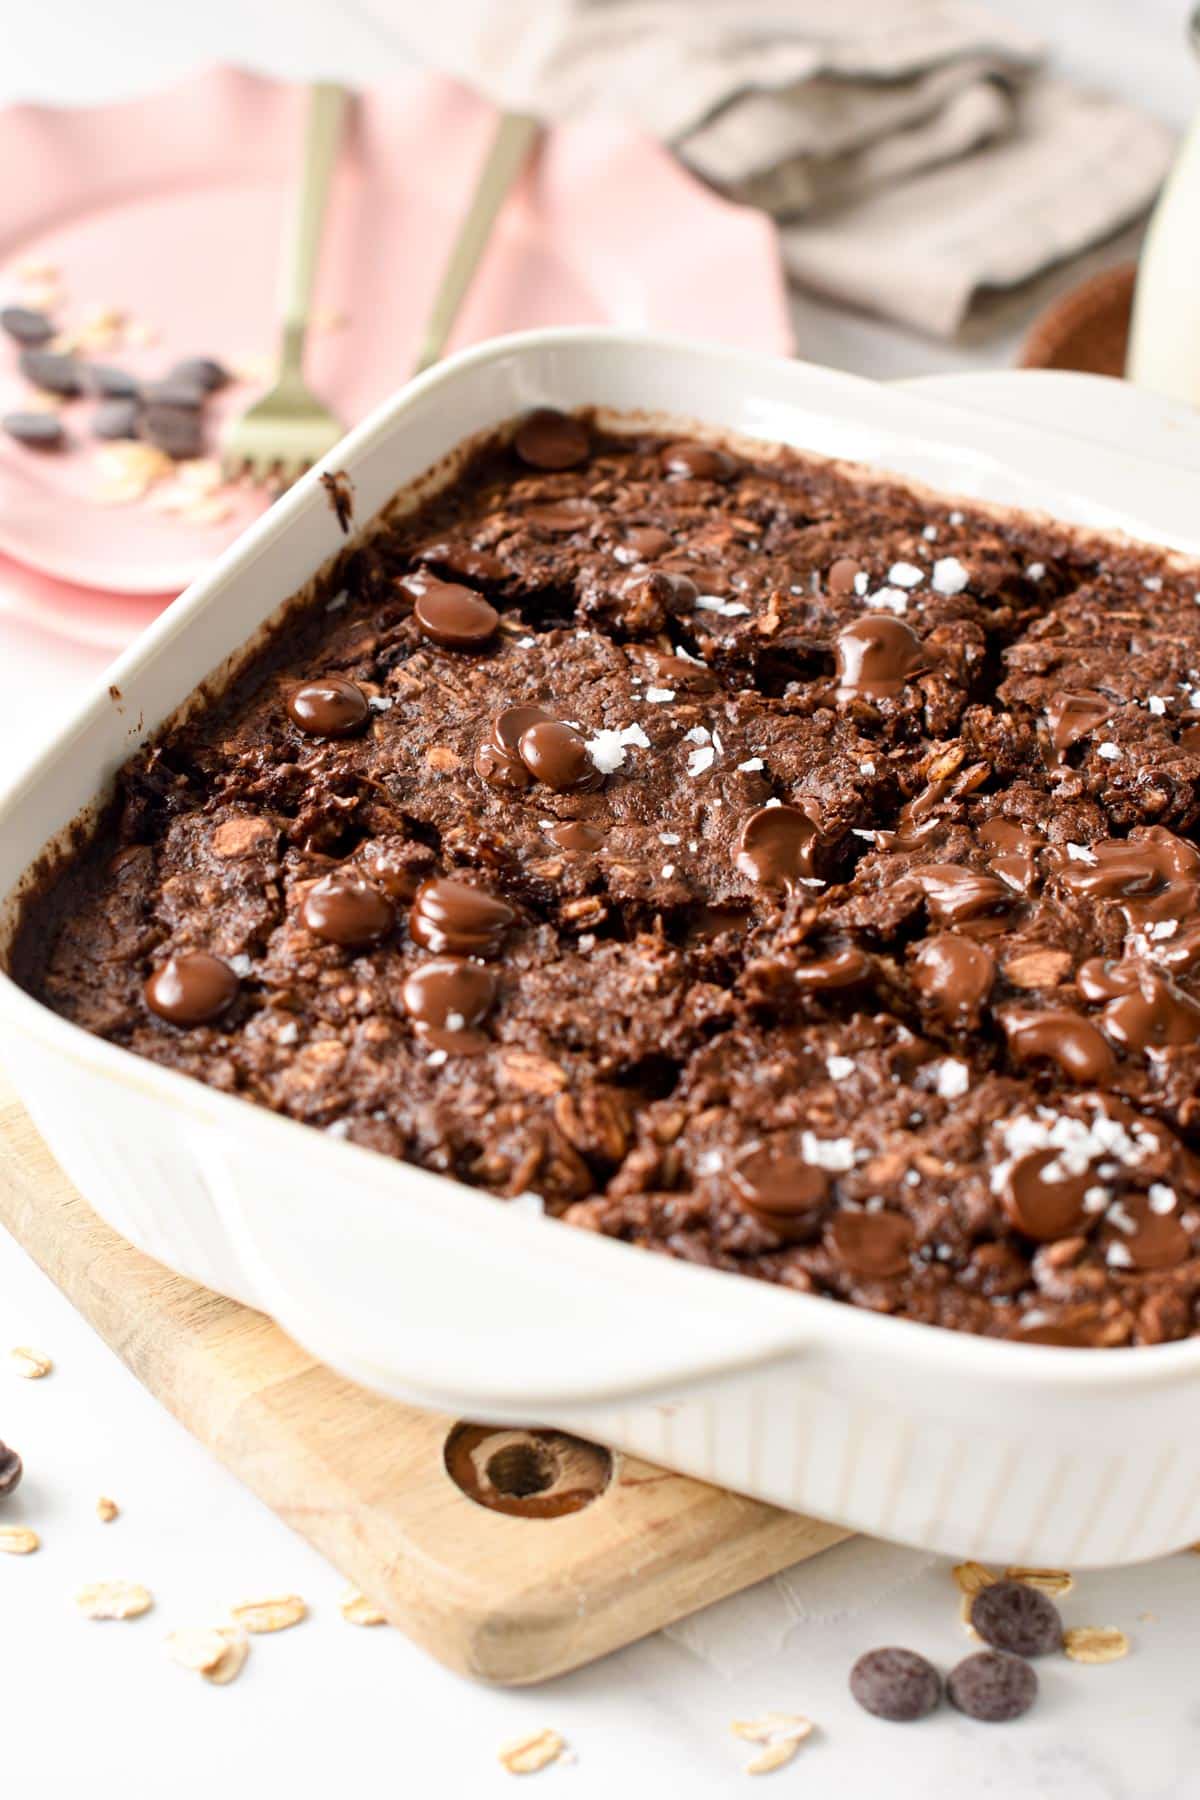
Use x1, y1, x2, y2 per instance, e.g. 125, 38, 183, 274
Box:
383, 0, 1174, 337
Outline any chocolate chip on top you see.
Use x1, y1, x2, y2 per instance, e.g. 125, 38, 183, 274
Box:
404, 571, 499, 649
735, 803, 823, 890
145, 952, 239, 1026
300, 873, 395, 948
401, 956, 497, 1054
835, 614, 927, 700
287, 676, 369, 738
659, 441, 738, 482
409, 877, 514, 959
730, 1144, 829, 1240
513, 408, 591, 471
517, 719, 603, 793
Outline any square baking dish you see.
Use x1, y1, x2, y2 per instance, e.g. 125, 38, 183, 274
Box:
4, 328, 1200, 1569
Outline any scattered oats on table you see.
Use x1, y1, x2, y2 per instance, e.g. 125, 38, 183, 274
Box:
203, 1627, 249, 1685
1063, 1625, 1131, 1664
95, 1496, 119, 1523
731, 1713, 814, 1775
340, 1587, 387, 1626
0, 1525, 39, 1555
229, 1593, 307, 1633
76, 1579, 153, 1619
497, 1728, 567, 1775
10, 1345, 52, 1379
166, 1627, 230, 1673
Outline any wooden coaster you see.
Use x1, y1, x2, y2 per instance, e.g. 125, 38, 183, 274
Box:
1019, 261, 1136, 378
0, 1078, 848, 1685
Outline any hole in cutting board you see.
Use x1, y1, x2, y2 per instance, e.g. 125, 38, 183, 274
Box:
444, 1423, 613, 1519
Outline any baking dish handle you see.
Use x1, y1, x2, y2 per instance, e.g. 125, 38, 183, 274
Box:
194, 1129, 810, 1414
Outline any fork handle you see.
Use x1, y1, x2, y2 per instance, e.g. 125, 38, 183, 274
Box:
279, 83, 349, 373
410, 111, 541, 377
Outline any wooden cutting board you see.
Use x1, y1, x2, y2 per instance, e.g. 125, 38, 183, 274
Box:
0, 1079, 848, 1685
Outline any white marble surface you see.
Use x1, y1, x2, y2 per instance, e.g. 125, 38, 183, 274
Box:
2, 4, 1200, 1795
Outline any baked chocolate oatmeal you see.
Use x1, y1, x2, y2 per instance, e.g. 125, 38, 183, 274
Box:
16, 409, 1200, 1348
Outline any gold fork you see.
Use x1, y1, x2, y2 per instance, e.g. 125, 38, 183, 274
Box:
222, 83, 349, 488
225, 91, 540, 491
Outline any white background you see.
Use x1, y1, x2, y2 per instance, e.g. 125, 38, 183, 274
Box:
2, 4, 1199, 1795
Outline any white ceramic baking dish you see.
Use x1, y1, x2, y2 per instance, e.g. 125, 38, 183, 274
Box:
4, 329, 1200, 1570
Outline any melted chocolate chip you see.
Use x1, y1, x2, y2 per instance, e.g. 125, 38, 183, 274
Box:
145, 952, 239, 1026
408, 574, 499, 650
1101, 968, 1200, 1053
826, 1210, 914, 1279
849, 1648, 941, 1722
513, 409, 590, 471
518, 719, 602, 793
660, 442, 738, 482
791, 948, 873, 990
546, 821, 606, 851
409, 877, 514, 958
999, 1149, 1094, 1242
300, 874, 395, 948
835, 615, 926, 700
494, 704, 553, 754
735, 803, 822, 889
286, 677, 369, 738
731, 1146, 829, 1240
525, 498, 596, 533
970, 1581, 1062, 1657
1101, 1195, 1190, 1271
909, 864, 1012, 926
1003, 1009, 1116, 1082
912, 935, 994, 1024
826, 556, 861, 595
947, 1651, 1037, 1723
615, 524, 674, 563
401, 956, 496, 1053
474, 741, 531, 791
1045, 690, 1113, 759
417, 540, 508, 584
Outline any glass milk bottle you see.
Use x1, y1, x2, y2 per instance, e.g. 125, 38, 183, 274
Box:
1127, 5, 1200, 401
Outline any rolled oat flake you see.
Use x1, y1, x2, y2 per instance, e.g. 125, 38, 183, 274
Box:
947, 1650, 1038, 1722
970, 1579, 1063, 1657
849, 1646, 941, 1721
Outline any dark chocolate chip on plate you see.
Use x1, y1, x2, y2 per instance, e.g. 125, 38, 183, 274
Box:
140, 401, 204, 460
166, 356, 230, 392
92, 399, 140, 441
947, 1651, 1038, 1723
140, 377, 206, 409
1, 305, 55, 346
969, 1579, 1063, 1657
849, 1647, 941, 1721
3, 410, 65, 449
0, 1440, 22, 1496
86, 363, 140, 399
19, 347, 83, 396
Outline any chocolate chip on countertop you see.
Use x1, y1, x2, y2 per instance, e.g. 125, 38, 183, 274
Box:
849, 1647, 941, 1721
85, 364, 140, 399
0, 1441, 23, 1496
139, 401, 204, 460
1, 305, 55, 346
92, 399, 140, 441
3, 410, 65, 449
166, 356, 230, 392
947, 1651, 1038, 1722
969, 1580, 1063, 1657
512, 408, 591, 471
18, 347, 83, 396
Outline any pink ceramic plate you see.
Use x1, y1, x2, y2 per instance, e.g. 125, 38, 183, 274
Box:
0, 66, 792, 601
